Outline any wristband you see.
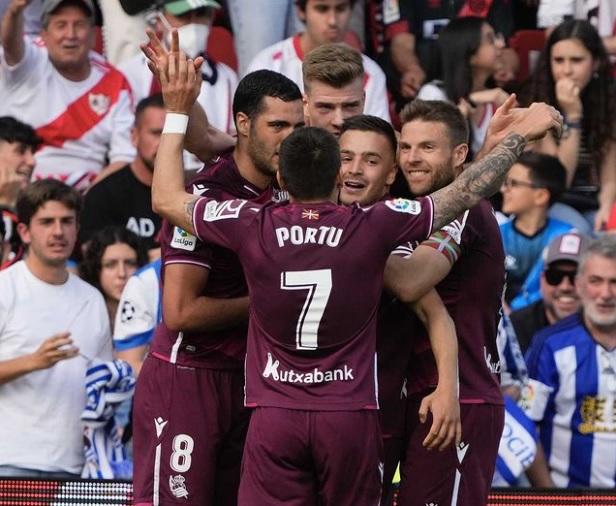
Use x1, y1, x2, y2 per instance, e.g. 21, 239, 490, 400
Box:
564, 120, 582, 130
163, 113, 189, 134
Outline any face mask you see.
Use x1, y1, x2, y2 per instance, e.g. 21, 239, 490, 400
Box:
165, 23, 210, 58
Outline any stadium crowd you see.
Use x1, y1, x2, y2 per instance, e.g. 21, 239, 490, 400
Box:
1, 0, 616, 505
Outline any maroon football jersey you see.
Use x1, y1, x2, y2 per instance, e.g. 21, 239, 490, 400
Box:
150, 153, 278, 369
191, 196, 434, 410
404, 200, 505, 405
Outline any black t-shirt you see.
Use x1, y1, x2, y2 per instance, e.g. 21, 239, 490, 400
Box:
509, 300, 549, 354
80, 165, 161, 250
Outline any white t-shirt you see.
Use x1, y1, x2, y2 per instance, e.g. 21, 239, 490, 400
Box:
0, 38, 136, 190
417, 81, 494, 156
119, 54, 238, 170
0, 261, 112, 474
247, 34, 391, 123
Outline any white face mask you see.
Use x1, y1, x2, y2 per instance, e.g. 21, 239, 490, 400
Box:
159, 14, 210, 58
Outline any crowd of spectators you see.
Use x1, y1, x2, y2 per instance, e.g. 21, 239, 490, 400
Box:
1, 0, 616, 498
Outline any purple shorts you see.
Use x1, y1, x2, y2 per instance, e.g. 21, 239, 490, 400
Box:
239, 407, 383, 506
398, 397, 504, 506
132, 355, 249, 506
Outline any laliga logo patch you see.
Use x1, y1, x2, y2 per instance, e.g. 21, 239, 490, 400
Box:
171, 227, 197, 251
385, 198, 422, 215
88, 93, 110, 116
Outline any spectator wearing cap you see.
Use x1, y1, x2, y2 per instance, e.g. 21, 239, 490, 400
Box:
0, 117, 40, 269
525, 234, 616, 488
119, 0, 238, 145
510, 232, 588, 353
0, 0, 135, 191
499, 152, 574, 307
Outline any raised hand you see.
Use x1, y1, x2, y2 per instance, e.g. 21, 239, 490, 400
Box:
29, 332, 79, 371
7, 0, 31, 15
147, 29, 203, 114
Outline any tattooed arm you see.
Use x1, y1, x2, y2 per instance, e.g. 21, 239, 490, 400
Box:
429, 102, 563, 231
430, 133, 525, 230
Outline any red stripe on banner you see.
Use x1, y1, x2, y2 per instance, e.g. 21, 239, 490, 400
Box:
36, 66, 131, 149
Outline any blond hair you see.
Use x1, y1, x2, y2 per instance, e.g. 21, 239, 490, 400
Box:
302, 43, 364, 91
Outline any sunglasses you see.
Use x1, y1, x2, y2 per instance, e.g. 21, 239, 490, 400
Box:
544, 269, 576, 286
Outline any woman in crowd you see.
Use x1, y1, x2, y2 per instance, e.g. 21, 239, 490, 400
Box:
80, 227, 148, 332
529, 19, 616, 231
417, 16, 509, 156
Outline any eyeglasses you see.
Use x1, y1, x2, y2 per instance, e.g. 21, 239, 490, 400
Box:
501, 177, 540, 190
544, 269, 576, 286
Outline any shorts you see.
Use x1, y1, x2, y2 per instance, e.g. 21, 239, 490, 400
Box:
239, 407, 383, 506
133, 355, 249, 506
398, 397, 504, 506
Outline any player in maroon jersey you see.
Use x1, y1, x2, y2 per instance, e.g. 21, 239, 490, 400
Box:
149, 40, 561, 505
132, 70, 304, 506
338, 114, 460, 503
384, 98, 512, 506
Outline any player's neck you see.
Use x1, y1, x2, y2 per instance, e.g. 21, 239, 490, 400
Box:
288, 188, 338, 204
25, 253, 69, 285
300, 32, 321, 57
233, 148, 272, 191
53, 60, 91, 82
513, 209, 547, 237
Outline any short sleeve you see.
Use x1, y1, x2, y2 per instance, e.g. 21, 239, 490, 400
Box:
113, 273, 159, 350
1, 37, 47, 88
192, 197, 258, 252
372, 196, 434, 251
161, 218, 213, 270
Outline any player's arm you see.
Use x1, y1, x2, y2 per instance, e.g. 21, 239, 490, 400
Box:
410, 290, 461, 451
150, 32, 202, 235
1, 0, 29, 65
0, 332, 78, 385
525, 442, 556, 487
430, 98, 563, 231
163, 263, 249, 332
116, 346, 147, 377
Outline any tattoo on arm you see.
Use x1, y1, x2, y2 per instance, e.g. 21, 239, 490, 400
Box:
183, 195, 199, 232
430, 133, 526, 231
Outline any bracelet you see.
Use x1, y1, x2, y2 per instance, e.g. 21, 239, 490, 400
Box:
163, 113, 189, 134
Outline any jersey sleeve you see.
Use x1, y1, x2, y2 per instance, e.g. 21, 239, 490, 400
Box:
160, 219, 213, 270
1, 37, 47, 88
372, 196, 434, 250
113, 273, 159, 350
191, 196, 258, 252
525, 337, 559, 422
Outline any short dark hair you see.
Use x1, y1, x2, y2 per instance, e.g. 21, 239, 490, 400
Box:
517, 152, 566, 206
135, 93, 165, 124
279, 127, 340, 200
0, 116, 41, 149
79, 226, 148, 295
303, 43, 364, 91
340, 115, 397, 157
232, 70, 302, 125
399, 99, 469, 147
295, 0, 356, 12
16, 179, 82, 226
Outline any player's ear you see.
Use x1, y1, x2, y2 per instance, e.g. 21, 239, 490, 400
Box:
236, 112, 250, 139
16, 222, 31, 245
453, 143, 468, 167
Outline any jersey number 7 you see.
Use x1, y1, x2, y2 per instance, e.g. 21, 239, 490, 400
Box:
281, 269, 333, 350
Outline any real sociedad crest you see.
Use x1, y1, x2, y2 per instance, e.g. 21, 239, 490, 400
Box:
89, 93, 110, 116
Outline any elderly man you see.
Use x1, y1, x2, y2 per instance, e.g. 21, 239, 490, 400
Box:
0, 0, 135, 190
526, 234, 616, 488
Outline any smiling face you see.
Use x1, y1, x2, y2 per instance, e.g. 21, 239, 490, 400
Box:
338, 129, 397, 205
41, 4, 94, 77
550, 38, 596, 91
577, 254, 616, 330
398, 119, 465, 196
0, 140, 36, 204
541, 260, 580, 322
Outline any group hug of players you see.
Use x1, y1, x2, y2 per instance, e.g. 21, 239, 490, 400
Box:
131, 30, 564, 506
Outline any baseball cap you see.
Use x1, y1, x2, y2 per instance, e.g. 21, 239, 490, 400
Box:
162, 0, 221, 16
41, 0, 94, 19
544, 232, 589, 266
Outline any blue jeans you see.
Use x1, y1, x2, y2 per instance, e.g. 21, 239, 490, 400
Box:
0, 465, 79, 479
227, 0, 303, 75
